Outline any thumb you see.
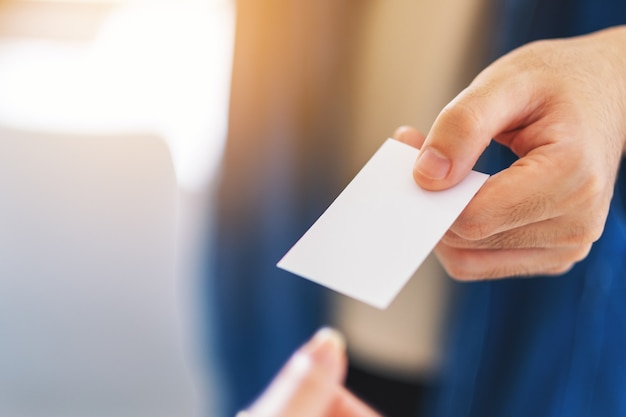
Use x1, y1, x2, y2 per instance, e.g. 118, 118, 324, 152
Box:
414, 70, 535, 190
243, 328, 347, 417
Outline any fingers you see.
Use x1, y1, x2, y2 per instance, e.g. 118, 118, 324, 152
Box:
413, 63, 540, 191
393, 125, 426, 149
394, 31, 626, 281
329, 387, 382, 417
442, 215, 603, 250
435, 242, 592, 280
449, 142, 610, 240
436, 154, 604, 280
239, 328, 382, 417
243, 328, 347, 417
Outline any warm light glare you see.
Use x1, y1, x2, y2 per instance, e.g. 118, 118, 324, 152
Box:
0, 0, 235, 191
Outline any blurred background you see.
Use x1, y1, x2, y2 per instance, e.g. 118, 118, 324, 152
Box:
0, 0, 491, 416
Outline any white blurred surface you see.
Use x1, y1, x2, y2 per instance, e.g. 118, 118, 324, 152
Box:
0, 1, 234, 415
0, 129, 200, 417
0, 0, 235, 191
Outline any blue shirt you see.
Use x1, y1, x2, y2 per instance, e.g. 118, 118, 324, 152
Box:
430, 2, 626, 415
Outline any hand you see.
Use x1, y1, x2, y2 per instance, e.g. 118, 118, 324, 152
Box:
395, 26, 626, 280
236, 328, 381, 417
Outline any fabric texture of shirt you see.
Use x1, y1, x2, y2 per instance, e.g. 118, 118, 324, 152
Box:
430, 1, 626, 416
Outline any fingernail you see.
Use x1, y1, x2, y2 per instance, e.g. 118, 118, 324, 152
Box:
305, 327, 346, 368
393, 125, 412, 139
415, 148, 451, 180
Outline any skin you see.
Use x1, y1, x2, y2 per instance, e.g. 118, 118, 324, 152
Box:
395, 26, 626, 280
238, 328, 381, 417
239, 25, 626, 417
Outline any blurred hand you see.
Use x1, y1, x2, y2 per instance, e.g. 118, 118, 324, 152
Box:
236, 328, 381, 417
395, 26, 626, 280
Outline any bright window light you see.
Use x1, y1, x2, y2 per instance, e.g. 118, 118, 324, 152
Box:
0, 0, 235, 191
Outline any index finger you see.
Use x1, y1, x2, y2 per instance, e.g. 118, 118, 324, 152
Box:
451, 145, 578, 240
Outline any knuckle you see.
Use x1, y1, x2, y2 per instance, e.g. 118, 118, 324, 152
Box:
575, 223, 602, 245
556, 221, 589, 246
452, 213, 494, 241
549, 245, 592, 275
562, 217, 605, 246
571, 243, 593, 263
581, 175, 606, 205
437, 99, 484, 140
585, 215, 606, 243
588, 223, 604, 242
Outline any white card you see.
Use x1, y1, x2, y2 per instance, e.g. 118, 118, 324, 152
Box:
277, 138, 489, 309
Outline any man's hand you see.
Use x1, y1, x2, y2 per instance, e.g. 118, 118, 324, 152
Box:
395, 26, 626, 280
237, 328, 381, 417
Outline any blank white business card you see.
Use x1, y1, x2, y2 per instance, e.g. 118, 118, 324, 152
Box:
277, 138, 489, 309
